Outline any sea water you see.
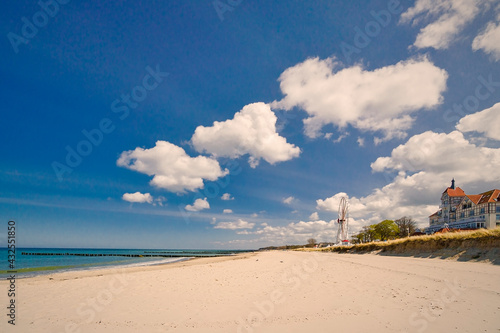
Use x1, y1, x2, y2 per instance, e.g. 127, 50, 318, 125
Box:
0, 248, 246, 278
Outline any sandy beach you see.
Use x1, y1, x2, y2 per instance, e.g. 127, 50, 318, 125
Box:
2, 251, 500, 333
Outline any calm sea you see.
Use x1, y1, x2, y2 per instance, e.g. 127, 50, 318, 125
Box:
0, 248, 248, 279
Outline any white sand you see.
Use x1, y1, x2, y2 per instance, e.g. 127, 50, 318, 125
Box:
1, 251, 499, 332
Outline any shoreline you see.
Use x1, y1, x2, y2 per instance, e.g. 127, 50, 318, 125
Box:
1, 256, 193, 280
0, 252, 256, 282
1, 248, 255, 280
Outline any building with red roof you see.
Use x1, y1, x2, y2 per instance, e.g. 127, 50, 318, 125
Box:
427, 179, 500, 234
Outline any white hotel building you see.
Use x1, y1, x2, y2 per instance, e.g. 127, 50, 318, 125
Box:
427, 179, 500, 233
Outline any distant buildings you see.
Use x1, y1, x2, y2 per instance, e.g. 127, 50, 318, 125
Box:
427, 179, 500, 233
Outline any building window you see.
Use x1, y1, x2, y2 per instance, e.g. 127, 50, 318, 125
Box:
497, 206, 500, 213
480, 207, 485, 214
460, 212, 465, 218
497, 214, 500, 221
470, 210, 475, 216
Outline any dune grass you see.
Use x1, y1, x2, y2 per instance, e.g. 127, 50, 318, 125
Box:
305, 228, 500, 254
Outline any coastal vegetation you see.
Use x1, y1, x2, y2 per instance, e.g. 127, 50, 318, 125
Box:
258, 216, 500, 263
309, 228, 500, 263
351, 216, 417, 243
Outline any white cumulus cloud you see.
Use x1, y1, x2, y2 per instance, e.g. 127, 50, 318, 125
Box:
316, 192, 370, 220
223, 209, 233, 214
357, 137, 365, 147
191, 102, 301, 168
317, 119, 500, 230
221, 193, 234, 200
122, 192, 153, 204
456, 102, 500, 141
473, 17, 500, 61
185, 198, 210, 212
271, 57, 447, 143
400, 0, 491, 50
117, 141, 228, 193
282, 196, 295, 205
214, 219, 255, 230
309, 212, 319, 220
235, 219, 344, 244
370, 131, 500, 179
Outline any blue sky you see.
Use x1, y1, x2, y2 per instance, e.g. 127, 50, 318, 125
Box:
1, 0, 499, 249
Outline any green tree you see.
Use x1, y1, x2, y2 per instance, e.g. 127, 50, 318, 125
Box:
361, 225, 380, 243
374, 220, 399, 241
351, 233, 363, 244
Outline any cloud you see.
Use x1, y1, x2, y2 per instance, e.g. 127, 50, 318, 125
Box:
357, 137, 365, 147
271, 57, 447, 142
235, 219, 343, 244
456, 102, 500, 141
122, 192, 153, 204
191, 102, 301, 168
317, 192, 368, 219
282, 196, 295, 205
333, 132, 350, 143
153, 196, 166, 207
309, 212, 319, 220
221, 193, 234, 200
325, 131, 350, 143
185, 198, 210, 212
400, 0, 490, 50
223, 209, 233, 214
370, 131, 500, 178
473, 17, 500, 61
317, 118, 500, 230
317, 185, 437, 231
117, 141, 228, 193
214, 219, 255, 230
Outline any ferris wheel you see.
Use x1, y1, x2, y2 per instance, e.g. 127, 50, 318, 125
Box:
336, 197, 349, 245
